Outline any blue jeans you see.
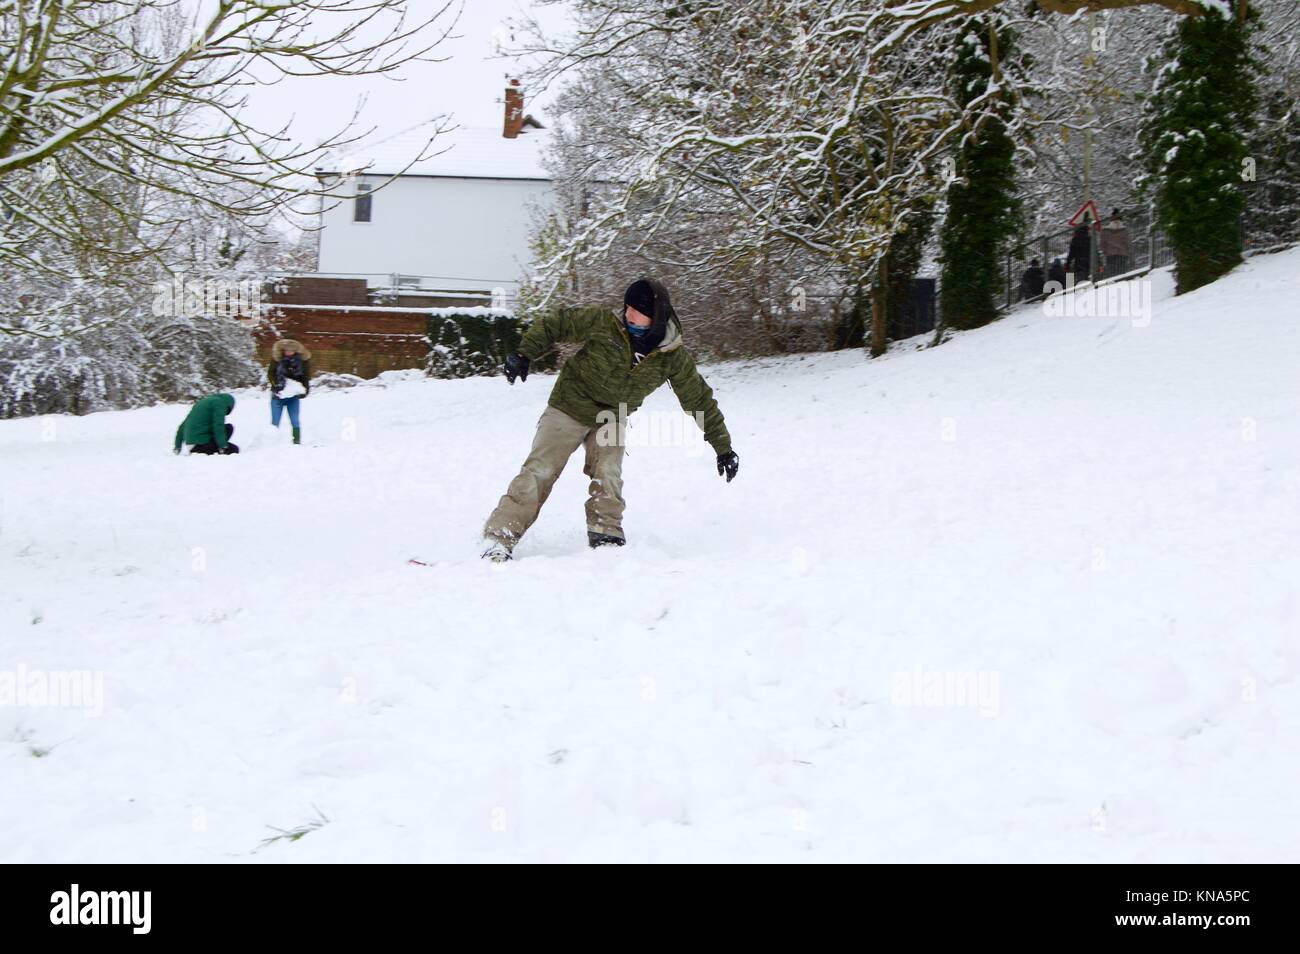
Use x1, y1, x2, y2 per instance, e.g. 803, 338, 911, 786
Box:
270, 395, 301, 429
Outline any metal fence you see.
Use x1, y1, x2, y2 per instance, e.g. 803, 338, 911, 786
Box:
1000, 211, 1290, 308
263, 269, 521, 308
1001, 209, 1167, 308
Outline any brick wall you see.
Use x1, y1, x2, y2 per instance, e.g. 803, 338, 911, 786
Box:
266, 277, 370, 307
255, 306, 429, 378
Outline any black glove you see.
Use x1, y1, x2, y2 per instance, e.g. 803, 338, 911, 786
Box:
504, 352, 530, 384
716, 450, 739, 482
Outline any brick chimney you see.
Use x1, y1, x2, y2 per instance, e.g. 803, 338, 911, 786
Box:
503, 78, 524, 139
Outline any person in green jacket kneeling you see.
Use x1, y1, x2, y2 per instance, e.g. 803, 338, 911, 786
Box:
482, 278, 738, 561
173, 393, 239, 455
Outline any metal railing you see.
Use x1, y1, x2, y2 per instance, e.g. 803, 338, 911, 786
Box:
1001, 211, 1288, 308
1001, 211, 1166, 307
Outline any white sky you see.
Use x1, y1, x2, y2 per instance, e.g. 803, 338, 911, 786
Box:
237, 0, 571, 154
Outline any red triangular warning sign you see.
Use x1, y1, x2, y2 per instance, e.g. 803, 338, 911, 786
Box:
1068, 200, 1102, 228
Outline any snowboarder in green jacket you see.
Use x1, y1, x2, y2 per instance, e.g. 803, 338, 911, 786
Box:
482, 278, 738, 561
173, 393, 239, 455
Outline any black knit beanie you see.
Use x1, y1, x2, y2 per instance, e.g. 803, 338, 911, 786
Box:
624, 279, 655, 319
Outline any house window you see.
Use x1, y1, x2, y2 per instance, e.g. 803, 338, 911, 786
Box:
354, 183, 372, 223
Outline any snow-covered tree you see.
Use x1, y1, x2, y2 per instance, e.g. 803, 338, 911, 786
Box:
515, 1, 965, 357
0, 163, 313, 417
939, 14, 1026, 331
0, 0, 457, 323
1007, 5, 1166, 239
1138, 0, 1259, 292
522, 52, 865, 357
514, 1, 1254, 352
1244, 0, 1300, 246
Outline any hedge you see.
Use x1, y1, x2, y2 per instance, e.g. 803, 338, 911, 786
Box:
426, 309, 524, 379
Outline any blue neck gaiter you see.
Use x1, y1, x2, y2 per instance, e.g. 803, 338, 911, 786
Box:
625, 322, 649, 337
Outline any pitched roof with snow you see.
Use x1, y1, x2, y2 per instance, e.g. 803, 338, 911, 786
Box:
319, 121, 553, 181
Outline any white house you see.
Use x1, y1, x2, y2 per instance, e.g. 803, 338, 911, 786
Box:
312, 82, 554, 305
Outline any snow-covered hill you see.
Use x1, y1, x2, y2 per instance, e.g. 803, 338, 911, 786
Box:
3, 249, 1298, 862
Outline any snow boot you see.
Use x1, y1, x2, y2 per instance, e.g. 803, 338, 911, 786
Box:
481, 541, 512, 563
292, 426, 301, 445
587, 531, 626, 549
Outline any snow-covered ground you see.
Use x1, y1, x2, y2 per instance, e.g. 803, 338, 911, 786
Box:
3, 250, 1298, 862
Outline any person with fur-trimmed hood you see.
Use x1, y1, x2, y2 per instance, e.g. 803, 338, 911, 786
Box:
481, 278, 738, 562
267, 339, 312, 445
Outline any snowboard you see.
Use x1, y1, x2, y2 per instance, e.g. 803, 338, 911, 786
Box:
408, 550, 510, 566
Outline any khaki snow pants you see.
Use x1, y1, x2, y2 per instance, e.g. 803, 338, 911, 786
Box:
484, 406, 626, 548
